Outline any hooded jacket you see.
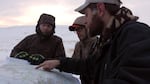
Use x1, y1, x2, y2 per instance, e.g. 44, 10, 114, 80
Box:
10, 14, 66, 59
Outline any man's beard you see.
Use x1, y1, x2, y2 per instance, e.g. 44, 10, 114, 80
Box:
43, 32, 51, 36
41, 30, 54, 39
89, 14, 104, 37
42, 31, 54, 37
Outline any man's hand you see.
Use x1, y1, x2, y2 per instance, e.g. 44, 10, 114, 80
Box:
35, 60, 60, 71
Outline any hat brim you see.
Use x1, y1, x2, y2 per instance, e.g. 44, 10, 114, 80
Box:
75, 2, 90, 14
69, 26, 76, 31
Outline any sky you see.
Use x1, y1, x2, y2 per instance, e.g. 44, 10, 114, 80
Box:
0, 0, 150, 27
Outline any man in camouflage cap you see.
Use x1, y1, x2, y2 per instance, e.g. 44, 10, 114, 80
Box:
69, 16, 98, 84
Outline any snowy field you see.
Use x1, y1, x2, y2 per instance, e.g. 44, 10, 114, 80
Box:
0, 25, 78, 61
0, 25, 80, 84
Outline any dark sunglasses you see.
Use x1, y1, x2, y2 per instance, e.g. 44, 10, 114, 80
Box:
69, 24, 85, 31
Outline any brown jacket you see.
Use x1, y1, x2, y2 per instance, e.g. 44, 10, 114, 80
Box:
72, 36, 98, 84
10, 34, 66, 59
72, 36, 98, 59
10, 25, 66, 59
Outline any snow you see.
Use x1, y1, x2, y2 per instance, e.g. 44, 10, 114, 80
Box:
0, 57, 80, 84
0, 25, 80, 84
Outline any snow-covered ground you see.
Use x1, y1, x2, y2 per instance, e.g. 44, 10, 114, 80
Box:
0, 25, 78, 61
0, 25, 80, 84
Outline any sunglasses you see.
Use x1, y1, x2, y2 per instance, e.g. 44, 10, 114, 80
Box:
69, 24, 85, 31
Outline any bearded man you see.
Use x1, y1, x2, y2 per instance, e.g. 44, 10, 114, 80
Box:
36, 0, 150, 84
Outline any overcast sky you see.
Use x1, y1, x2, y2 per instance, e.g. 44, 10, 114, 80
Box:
0, 0, 150, 27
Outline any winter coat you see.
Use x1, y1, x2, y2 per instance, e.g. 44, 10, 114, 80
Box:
72, 36, 98, 84
10, 26, 66, 60
57, 21, 150, 84
72, 36, 98, 59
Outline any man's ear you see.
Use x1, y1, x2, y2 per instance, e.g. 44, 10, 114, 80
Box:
97, 3, 105, 16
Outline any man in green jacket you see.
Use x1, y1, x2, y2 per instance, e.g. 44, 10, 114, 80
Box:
69, 16, 98, 84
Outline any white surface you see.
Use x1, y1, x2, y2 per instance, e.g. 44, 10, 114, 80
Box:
0, 26, 80, 84
0, 57, 80, 84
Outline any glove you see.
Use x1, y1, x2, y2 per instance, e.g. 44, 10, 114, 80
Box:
28, 54, 45, 65
14, 51, 29, 60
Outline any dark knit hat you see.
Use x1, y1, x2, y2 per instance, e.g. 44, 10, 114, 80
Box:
37, 13, 55, 28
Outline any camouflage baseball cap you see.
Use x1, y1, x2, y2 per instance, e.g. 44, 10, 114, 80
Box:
69, 16, 86, 31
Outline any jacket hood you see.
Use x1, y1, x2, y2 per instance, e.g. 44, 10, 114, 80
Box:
36, 13, 55, 39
